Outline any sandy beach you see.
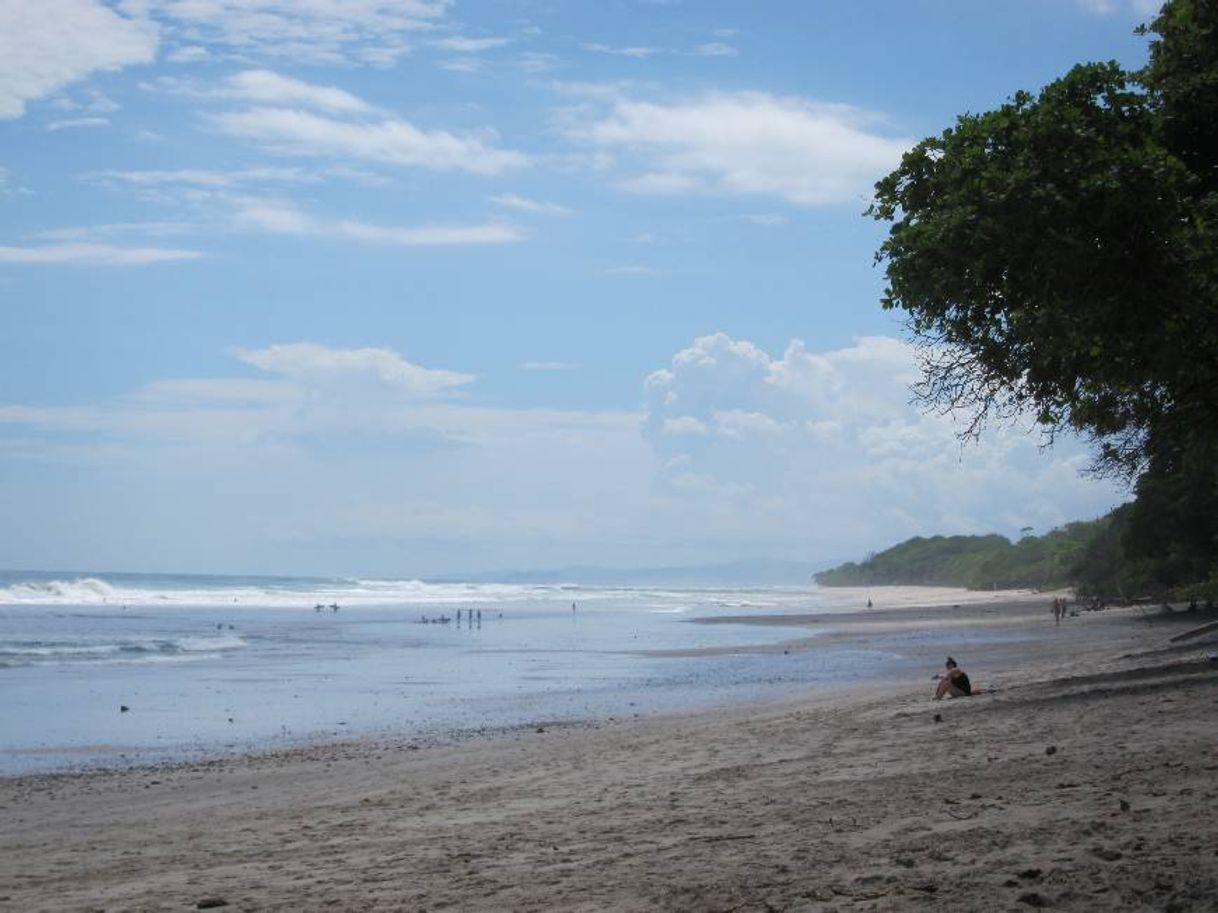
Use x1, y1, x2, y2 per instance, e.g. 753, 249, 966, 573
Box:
3, 594, 1217, 912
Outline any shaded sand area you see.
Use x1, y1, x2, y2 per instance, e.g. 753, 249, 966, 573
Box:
3, 596, 1218, 911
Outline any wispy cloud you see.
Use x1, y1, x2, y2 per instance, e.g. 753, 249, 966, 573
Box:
234, 342, 474, 398
0, 0, 157, 120
582, 43, 663, 58
232, 197, 526, 247
51, 87, 120, 115
147, 70, 376, 114
46, 116, 110, 131
1075, 0, 1161, 15
166, 45, 209, 63
88, 165, 395, 197
211, 103, 528, 175
0, 242, 202, 265
0, 167, 31, 197
688, 42, 737, 57
223, 70, 375, 114
742, 213, 790, 227
581, 39, 738, 59
431, 36, 510, 53
34, 221, 197, 241
440, 58, 485, 73
135, 0, 450, 65
490, 193, 572, 215
519, 51, 560, 73
89, 166, 319, 189
520, 361, 578, 371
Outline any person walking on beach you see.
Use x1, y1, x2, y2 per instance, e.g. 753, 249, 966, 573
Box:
1053, 597, 1061, 626
933, 657, 973, 699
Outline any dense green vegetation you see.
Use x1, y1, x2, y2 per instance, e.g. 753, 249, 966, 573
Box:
867, 0, 1218, 599
815, 522, 1105, 592
817, 506, 1216, 600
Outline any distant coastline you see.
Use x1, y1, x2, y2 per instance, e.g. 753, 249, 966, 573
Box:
815, 524, 1105, 592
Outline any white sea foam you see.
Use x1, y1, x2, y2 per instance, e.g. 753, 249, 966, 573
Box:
0, 632, 248, 667
2, 577, 120, 602
0, 576, 552, 609
0, 573, 822, 611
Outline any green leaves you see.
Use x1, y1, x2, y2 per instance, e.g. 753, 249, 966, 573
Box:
867, 0, 1218, 597
870, 40, 1214, 479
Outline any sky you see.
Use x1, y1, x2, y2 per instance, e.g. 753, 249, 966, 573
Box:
0, 0, 1161, 578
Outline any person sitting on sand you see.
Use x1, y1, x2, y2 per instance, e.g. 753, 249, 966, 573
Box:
934, 656, 973, 699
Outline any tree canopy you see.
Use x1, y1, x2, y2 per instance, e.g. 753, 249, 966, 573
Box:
868, 0, 1218, 597
814, 526, 1100, 592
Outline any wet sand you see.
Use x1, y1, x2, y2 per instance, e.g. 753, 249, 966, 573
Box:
3, 595, 1217, 911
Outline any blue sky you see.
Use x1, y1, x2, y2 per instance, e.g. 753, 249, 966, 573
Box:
0, 0, 1158, 577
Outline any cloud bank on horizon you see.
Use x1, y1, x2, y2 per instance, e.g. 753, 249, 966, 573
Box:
0, 0, 1149, 575
0, 334, 1123, 575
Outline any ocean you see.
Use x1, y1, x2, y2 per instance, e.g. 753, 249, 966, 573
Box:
0, 570, 995, 776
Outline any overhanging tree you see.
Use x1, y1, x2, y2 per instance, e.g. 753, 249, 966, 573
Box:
868, 0, 1218, 593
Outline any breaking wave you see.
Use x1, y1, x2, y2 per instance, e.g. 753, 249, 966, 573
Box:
0, 574, 615, 609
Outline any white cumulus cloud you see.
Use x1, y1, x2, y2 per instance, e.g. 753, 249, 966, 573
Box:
566, 90, 911, 206
644, 332, 1125, 552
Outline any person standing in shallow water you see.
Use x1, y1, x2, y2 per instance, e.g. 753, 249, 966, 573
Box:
934, 657, 972, 699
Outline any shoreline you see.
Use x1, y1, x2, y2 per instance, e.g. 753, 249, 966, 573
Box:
3, 594, 1207, 778
3, 597, 1217, 910
0, 587, 1053, 778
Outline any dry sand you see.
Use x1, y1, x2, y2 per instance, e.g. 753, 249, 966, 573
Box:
3, 595, 1217, 912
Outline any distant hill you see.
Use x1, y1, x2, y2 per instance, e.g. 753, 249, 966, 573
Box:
814, 521, 1107, 591
437, 558, 816, 587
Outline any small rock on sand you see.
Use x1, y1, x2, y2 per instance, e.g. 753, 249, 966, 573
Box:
196, 898, 229, 909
